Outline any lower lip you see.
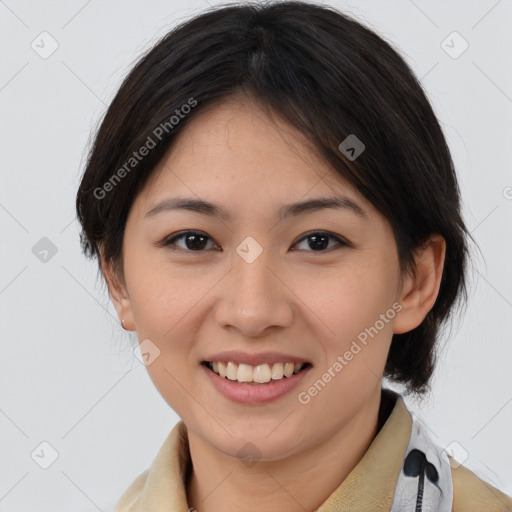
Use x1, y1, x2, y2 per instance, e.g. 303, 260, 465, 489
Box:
201, 364, 312, 404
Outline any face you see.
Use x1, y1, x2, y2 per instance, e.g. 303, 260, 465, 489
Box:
111, 95, 410, 461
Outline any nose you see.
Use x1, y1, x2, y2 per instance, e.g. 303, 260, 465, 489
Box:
214, 244, 294, 337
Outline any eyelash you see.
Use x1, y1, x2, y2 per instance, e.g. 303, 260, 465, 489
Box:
160, 230, 350, 253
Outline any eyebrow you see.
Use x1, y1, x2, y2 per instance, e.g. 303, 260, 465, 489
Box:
145, 195, 369, 221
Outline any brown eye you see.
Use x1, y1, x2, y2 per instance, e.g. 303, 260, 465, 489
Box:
293, 231, 348, 252
161, 230, 349, 253
162, 231, 218, 251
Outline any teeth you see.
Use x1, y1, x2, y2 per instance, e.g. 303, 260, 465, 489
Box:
236, 363, 253, 382
207, 361, 306, 383
226, 361, 238, 380
284, 362, 294, 378
271, 362, 284, 380
253, 364, 272, 383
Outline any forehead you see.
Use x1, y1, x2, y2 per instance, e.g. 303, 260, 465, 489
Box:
134, 95, 376, 221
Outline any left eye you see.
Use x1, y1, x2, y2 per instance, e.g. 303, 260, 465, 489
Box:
293, 231, 348, 252
161, 230, 348, 252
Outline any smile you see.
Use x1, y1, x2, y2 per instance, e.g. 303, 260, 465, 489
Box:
202, 361, 312, 384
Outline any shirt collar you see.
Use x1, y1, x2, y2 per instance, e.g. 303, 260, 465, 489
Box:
135, 387, 412, 511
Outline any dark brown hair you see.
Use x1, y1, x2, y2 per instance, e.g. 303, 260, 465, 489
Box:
76, 0, 473, 395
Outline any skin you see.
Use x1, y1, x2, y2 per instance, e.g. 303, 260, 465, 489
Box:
103, 94, 446, 512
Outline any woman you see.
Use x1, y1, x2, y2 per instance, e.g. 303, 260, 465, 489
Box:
75, 1, 512, 510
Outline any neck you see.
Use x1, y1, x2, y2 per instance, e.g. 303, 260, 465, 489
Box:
186, 388, 387, 512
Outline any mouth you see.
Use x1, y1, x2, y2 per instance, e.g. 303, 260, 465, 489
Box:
201, 360, 313, 385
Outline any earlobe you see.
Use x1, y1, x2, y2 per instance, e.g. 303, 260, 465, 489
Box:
393, 234, 446, 335
100, 253, 135, 331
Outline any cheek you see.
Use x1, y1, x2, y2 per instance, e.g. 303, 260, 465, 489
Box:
309, 271, 397, 410
307, 262, 399, 401
124, 248, 219, 339
125, 261, 210, 413
142, 358, 201, 427
309, 257, 399, 338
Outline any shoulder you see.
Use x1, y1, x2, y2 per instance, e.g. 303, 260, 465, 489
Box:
451, 461, 512, 512
112, 421, 189, 511
114, 469, 149, 512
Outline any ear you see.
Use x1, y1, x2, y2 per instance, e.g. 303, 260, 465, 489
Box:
100, 251, 135, 331
393, 234, 446, 334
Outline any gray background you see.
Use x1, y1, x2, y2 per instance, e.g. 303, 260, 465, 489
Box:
0, 0, 511, 510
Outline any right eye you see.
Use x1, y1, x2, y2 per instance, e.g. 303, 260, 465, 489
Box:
161, 231, 220, 252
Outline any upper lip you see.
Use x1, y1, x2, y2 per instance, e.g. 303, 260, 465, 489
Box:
201, 350, 312, 367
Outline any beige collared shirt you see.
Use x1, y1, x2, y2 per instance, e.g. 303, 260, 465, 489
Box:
115, 390, 512, 511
